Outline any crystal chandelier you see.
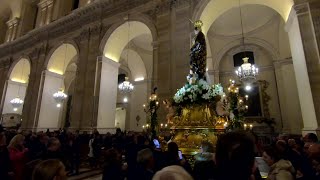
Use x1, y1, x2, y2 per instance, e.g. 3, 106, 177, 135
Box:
235, 57, 259, 84
53, 89, 67, 107
118, 77, 134, 94
234, 0, 259, 86
10, 97, 24, 111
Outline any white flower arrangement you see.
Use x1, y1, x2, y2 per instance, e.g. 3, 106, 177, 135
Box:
173, 79, 224, 105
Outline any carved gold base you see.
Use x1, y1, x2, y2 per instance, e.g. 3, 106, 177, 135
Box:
170, 105, 227, 155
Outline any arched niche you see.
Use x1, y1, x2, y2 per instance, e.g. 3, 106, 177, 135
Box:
47, 43, 77, 75
2, 58, 31, 118
194, 0, 293, 35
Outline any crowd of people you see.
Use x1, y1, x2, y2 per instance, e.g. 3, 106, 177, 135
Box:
0, 124, 320, 180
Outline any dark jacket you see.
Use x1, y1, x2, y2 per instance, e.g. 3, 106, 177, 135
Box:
0, 146, 11, 180
193, 152, 217, 180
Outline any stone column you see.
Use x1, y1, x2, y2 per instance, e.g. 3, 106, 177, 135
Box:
151, 41, 159, 88
285, 7, 319, 135
96, 56, 120, 134
37, 70, 64, 131
129, 80, 148, 131
6, 18, 20, 42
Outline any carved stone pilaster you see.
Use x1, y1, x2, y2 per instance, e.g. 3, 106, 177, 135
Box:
6, 18, 20, 42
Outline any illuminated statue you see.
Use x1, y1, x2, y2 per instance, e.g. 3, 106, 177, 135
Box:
188, 20, 207, 82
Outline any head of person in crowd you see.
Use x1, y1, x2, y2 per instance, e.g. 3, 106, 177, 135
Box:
288, 139, 296, 148
167, 142, 179, 158
47, 137, 61, 152
200, 141, 214, 153
276, 140, 287, 154
262, 146, 282, 166
8, 134, 25, 150
105, 148, 121, 165
32, 159, 66, 180
152, 165, 193, 180
137, 148, 154, 170
215, 131, 255, 180
304, 133, 318, 143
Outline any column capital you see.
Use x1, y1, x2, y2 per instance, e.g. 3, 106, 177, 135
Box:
38, 0, 54, 8
6, 17, 20, 27
98, 56, 121, 69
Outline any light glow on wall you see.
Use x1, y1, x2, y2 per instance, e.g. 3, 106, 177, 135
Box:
134, 77, 144, 82
10, 78, 26, 83
48, 68, 63, 75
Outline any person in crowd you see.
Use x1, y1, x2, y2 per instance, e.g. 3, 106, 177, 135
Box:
102, 148, 126, 180
262, 145, 295, 180
304, 133, 318, 143
8, 134, 29, 180
135, 148, 155, 180
42, 137, 63, 161
152, 165, 194, 180
215, 131, 256, 180
193, 141, 216, 180
88, 133, 95, 168
164, 142, 192, 174
32, 159, 67, 180
0, 129, 12, 180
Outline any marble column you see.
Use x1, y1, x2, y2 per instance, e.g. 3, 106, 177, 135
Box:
151, 41, 159, 89
285, 7, 318, 135
37, 70, 64, 131
129, 80, 148, 131
96, 56, 120, 134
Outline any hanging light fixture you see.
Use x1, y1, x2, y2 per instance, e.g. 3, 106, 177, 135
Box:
10, 60, 26, 112
53, 44, 68, 108
118, 77, 134, 94
53, 88, 67, 108
118, 13, 134, 94
234, 0, 259, 86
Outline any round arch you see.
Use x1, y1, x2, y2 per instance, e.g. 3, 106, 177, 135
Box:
214, 37, 281, 70
46, 42, 78, 75
193, 0, 293, 35
9, 57, 31, 83
102, 21, 153, 62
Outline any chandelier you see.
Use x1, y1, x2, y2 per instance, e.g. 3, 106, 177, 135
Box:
118, 77, 134, 94
53, 44, 68, 108
10, 97, 24, 111
53, 89, 67, 107
235, 57, 259, 84
234, 0, 259, 86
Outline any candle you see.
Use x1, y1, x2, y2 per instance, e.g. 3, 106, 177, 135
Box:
249, 124, 253, 130
244, 124, 247, 130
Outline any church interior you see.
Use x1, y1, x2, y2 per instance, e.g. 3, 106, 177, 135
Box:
1, 0, 320, 179
1, 0, 319, 135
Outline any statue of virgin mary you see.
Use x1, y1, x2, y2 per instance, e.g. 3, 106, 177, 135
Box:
188, 20, 207, 81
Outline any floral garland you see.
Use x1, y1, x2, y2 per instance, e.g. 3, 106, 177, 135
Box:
173, 79, 224, 106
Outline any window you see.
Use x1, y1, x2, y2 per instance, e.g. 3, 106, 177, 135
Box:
72, 0, 80, 10
233, 51, 255, 67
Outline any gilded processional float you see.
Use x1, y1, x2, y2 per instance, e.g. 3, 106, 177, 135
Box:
166, 20, 246, 155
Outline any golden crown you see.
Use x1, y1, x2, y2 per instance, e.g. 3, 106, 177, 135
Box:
194, 20, 203, 29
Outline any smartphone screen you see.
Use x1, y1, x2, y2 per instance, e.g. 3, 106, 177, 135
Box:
178, 150, 183, 160
153, 139, 160, 149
